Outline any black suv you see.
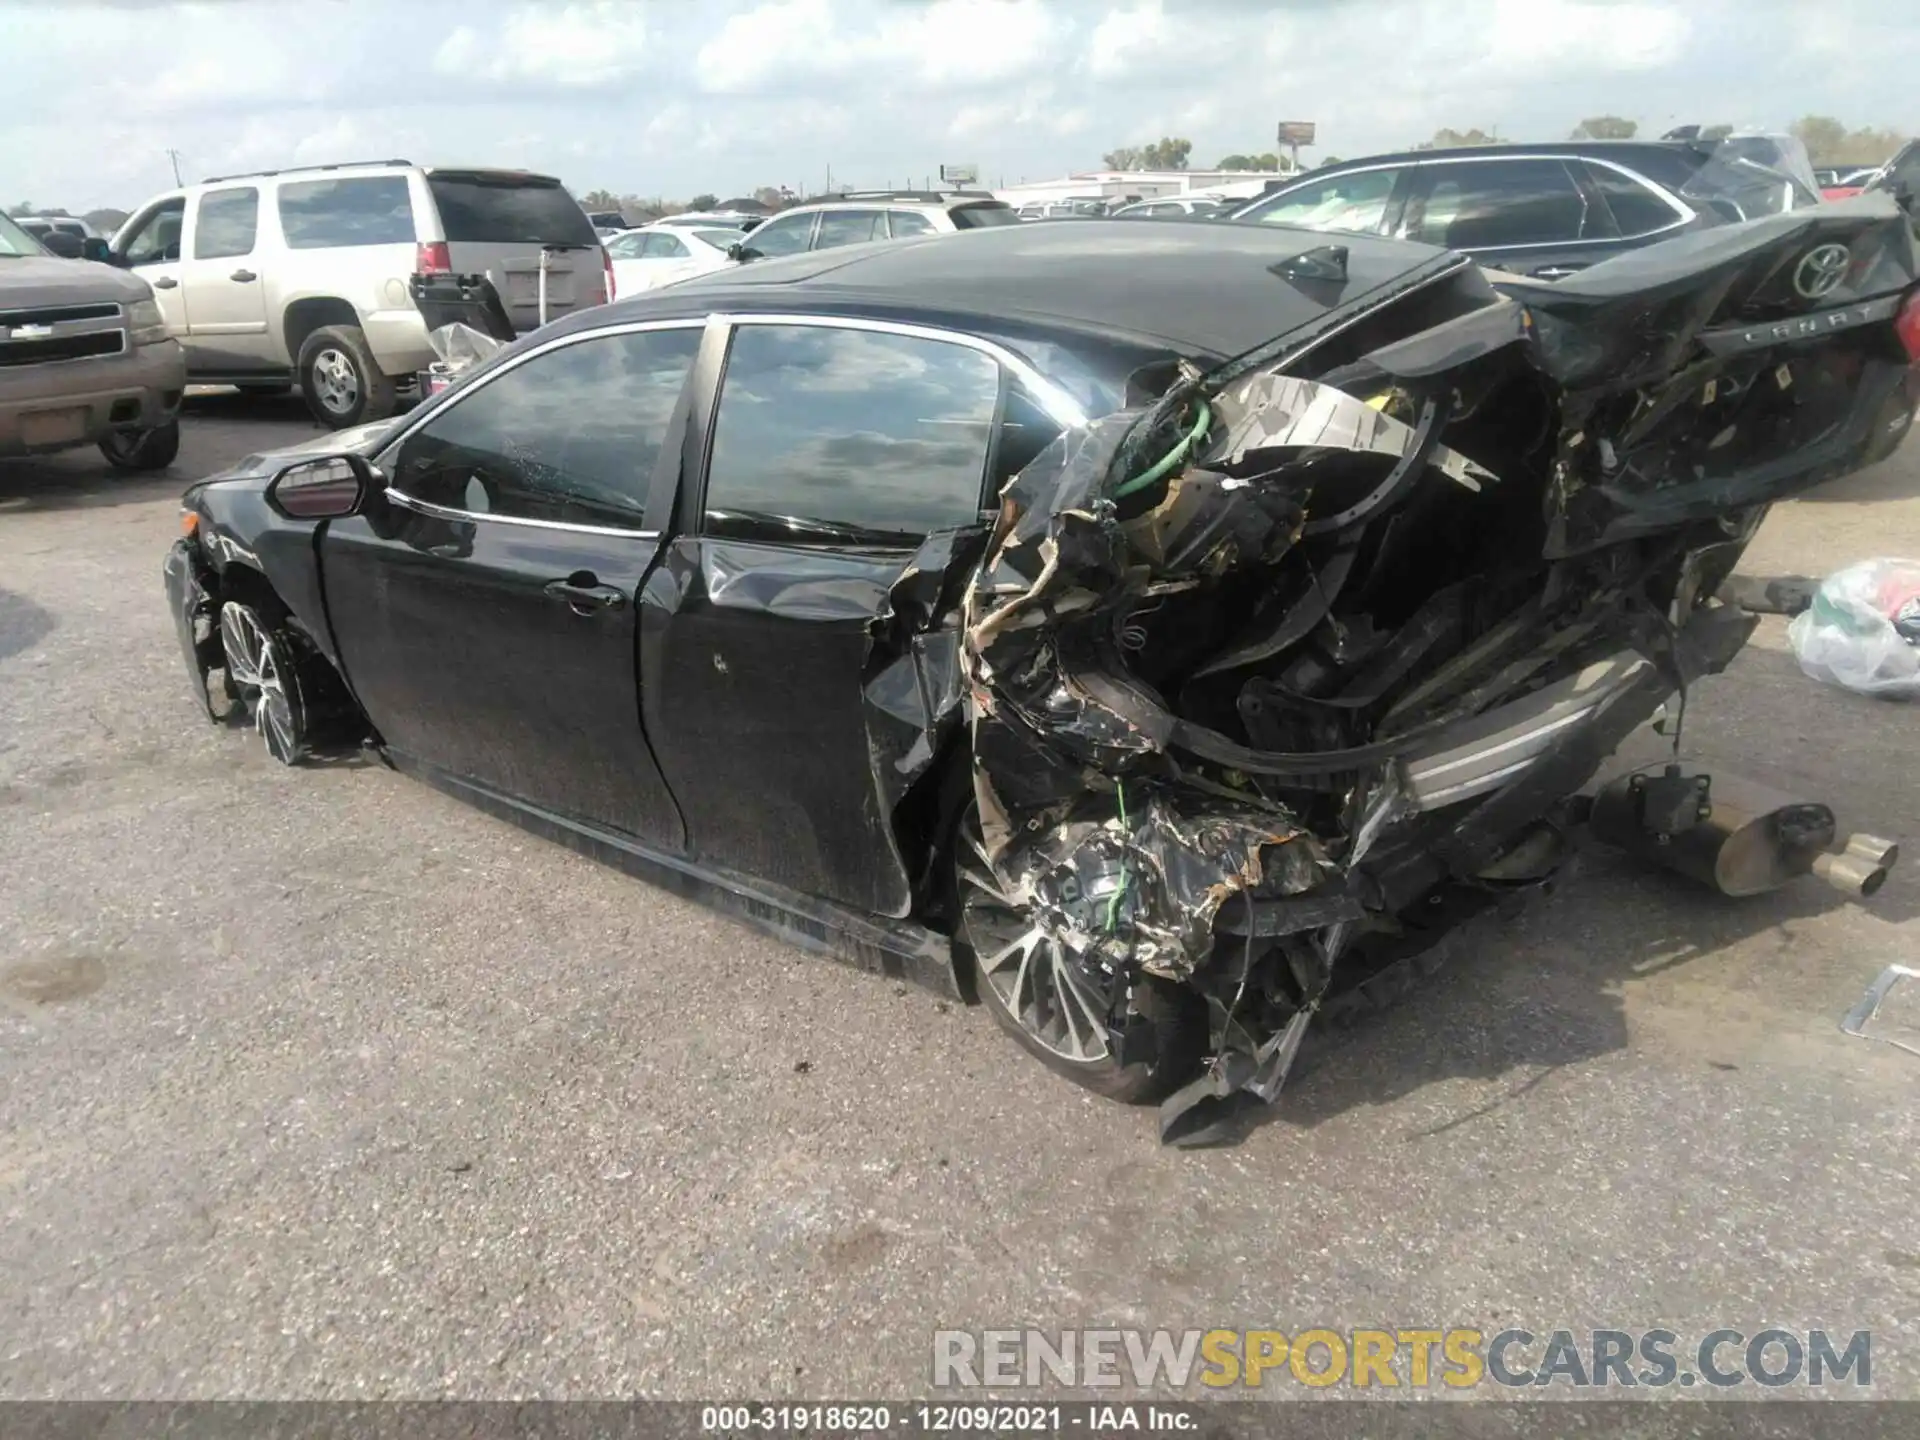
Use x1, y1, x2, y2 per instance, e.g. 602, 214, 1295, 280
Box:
1226, 140, 1820, 280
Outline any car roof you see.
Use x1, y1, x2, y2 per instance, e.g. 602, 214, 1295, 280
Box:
585, 217, 1451, 360
1310, 139, 1708, 169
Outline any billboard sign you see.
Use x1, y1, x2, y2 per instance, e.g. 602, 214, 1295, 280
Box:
1275, 122, 1317, 147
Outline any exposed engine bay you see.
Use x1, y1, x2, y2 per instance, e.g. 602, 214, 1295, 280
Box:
942, 199, 1920, 1143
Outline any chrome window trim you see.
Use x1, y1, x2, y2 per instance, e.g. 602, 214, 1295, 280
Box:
1240, 152, 1695, 251
710, 311, 1092, 430
384, 486, 660, 542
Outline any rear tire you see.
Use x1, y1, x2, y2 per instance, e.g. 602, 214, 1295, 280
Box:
953, 811, 1205, 1103
98, 419, 180, 472
297, 324, 396, 430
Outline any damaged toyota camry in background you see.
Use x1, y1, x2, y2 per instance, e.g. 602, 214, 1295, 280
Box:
164, 201, 1920, 1143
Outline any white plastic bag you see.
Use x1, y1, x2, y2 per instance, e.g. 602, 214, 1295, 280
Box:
427, 322, 506, 373
1786, 558, 1920, 699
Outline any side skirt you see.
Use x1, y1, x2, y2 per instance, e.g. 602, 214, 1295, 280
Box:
385, 751, 966, 999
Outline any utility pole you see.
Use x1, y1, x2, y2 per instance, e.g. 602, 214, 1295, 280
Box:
165, 149, 183, 186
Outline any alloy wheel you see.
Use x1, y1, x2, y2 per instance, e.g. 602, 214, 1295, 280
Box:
957, 827, 1113, 1063
219, 602, 305, 764
308, 347, 361, 417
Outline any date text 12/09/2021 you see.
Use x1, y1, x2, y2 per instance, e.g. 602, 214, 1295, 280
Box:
701, 1404, 1199, 1434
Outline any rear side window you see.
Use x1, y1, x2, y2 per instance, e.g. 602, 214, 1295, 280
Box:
279, 177, 415, 249
427, 176, 598, 245
1409, 159, 1588, 249
951, 203, 1018, 229
705, 324, 1001, 542
1584, 163, 1680, 238
390, 327, 701, 530
887, 211, 935, 237
194, 188, 258, 259
814, 210, 886, 249
641, 233, 689, 258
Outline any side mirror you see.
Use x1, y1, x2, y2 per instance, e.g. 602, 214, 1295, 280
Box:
39, 230, 84, 259
727, 241, 758, 262
265, 454, 377, 521
81, 237, 112, 264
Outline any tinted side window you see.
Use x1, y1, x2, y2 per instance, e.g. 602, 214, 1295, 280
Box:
1584, 163, 1678, 238
1243, 169, 1400, 234
122, 198, 185, 265
705, 325, 1001, 542
390, 327, 701, 530
279, 177, 416, 249
193, 188, 258, 260
887, 211, 935, 237
1410, 159, 1587, 249
814, 210, 886, 249
950, 204, 1018, 229
745, 213, 813, 256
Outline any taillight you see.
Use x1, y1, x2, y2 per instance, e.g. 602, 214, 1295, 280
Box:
1897, 288, 1920, 364
601, 245, 615, 303
415, 241, 451, 275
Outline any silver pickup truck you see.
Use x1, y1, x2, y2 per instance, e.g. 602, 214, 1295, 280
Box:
0, 211, 187, 471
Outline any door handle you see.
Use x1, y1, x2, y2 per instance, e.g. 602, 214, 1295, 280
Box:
544, 574, 626, 614
230, 269, 257, 282
152, 276, 178, 289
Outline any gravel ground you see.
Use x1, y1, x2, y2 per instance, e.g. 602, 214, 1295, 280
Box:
2, 391, 1917, 1401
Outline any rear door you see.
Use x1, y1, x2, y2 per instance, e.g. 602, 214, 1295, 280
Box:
424, 171, 608, 333
180, 186, 274, 368
1399, 156, 1612, 279
322, 321, 703, 851
640, 318, 1013, 915
812, 209, 887, 250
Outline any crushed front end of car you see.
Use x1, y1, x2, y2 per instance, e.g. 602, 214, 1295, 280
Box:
956, 200, 1920, 1143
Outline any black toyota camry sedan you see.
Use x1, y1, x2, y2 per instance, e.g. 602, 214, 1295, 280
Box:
165, 209, 1920, 1141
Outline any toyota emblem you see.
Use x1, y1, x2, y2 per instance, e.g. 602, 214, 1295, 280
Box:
1792, 243, 1851, 300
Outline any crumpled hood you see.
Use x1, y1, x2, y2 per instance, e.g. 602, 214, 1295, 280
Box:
0, 255, 156, 308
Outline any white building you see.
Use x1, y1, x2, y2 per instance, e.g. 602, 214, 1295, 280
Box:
992, 168, 1291, 210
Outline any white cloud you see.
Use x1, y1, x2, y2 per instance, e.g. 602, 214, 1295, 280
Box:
1086, 1, 1171, 78
433, 1, 650, 88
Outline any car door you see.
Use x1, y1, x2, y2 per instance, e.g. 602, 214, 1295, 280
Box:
113, 196, 189, 338
1398, 157, 1612, 279
640, 318, 1011, 916
320, 321, 704, 852
180, 186, 274, 368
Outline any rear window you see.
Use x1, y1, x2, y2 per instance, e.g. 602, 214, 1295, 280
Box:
428, 176, 598, 245
279, 176, 416, 249
950, 203, 1018, 229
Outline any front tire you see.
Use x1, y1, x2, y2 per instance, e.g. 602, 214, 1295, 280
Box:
219, 601, 310, 765
953, 813, 1205, 1103
297, 324, 396, 430
98, 419, 180, 472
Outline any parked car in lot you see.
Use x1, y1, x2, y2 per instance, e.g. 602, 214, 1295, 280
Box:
0, 210, 185, 470
1225, 139, 1821, 280
732, 190, 1016, 259
162, 209, 1920, 1137
604, 223, 739, 298
13, 214, 106, 244
653, 211, 762, 232
110, 160, 611, 429
1109, 196, 1227, 219
584, 210, 629, 237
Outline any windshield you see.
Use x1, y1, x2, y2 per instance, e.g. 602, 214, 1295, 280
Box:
0, 212, 46, 257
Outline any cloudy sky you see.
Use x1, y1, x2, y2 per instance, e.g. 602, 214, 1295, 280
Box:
3, 0, 1914, 214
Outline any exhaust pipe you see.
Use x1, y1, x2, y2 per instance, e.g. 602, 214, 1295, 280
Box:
1590, 769, 1900, 900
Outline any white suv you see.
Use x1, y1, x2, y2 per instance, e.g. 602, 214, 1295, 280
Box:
109, 161, 611, 428
732, 191, 1017, 260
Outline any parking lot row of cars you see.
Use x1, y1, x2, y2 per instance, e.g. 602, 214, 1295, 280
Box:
7, 133, 1917, 478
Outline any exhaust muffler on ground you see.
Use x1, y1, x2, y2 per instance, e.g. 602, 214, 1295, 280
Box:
1587, 765, 1898, 899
